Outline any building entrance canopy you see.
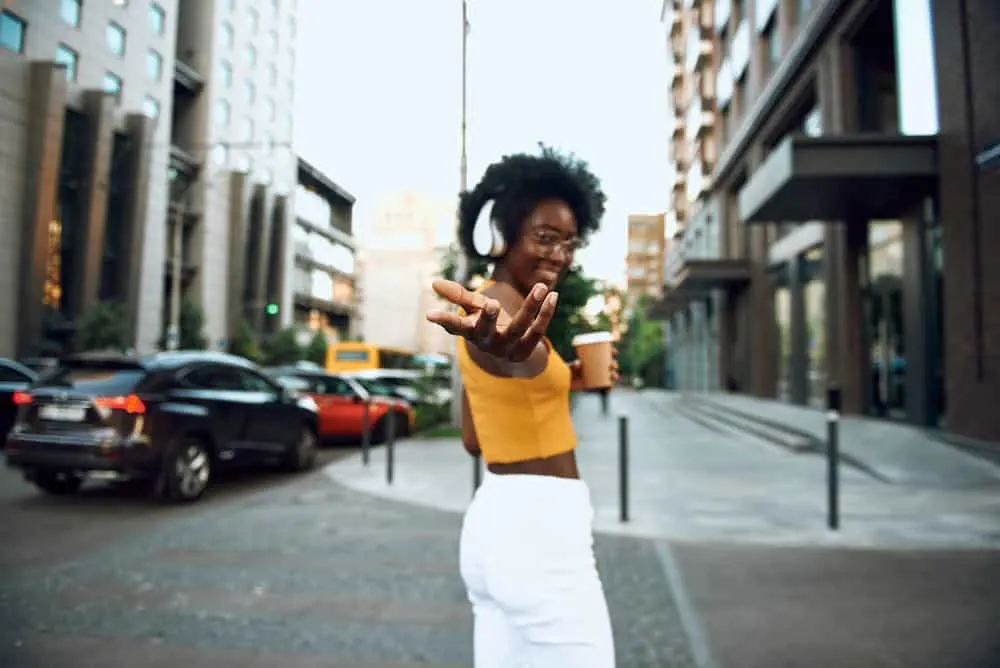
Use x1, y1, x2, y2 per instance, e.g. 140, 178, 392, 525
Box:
675, 258, 751, 291
738, 135, 938, 223
646, 285, 713, 320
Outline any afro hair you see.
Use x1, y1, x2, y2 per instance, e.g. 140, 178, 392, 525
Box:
457, 143, 607, 261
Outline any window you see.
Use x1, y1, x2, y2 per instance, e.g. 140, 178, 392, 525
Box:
146, 49, 163, 80
55, 44, 79, 81
267, 30, 278, 52
264, 98, 276, 121
218, 60, 232, 87
107, 22, 126, 56
240, 117, 254, 141
103, 72, 123, 101
244, 80, 255, 103
149, 3, 166, 35
214, 100, 230, 127
143, 96, 160, 119
289, 18, 296, 38
60, 0, 82, 28
764, 19, 780, 73
269, 0, 279, 17
266, 64, 277, 85
210, 143, 229, 166
234, 368, 276, 393
248, 8, 259, 32
260, 167, 273, 185
220, 21, 233, 47
235, 153, 253, 172
246, 45, 257, 67
0, 11, 25, 54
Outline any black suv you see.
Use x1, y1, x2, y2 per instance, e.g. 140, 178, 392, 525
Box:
4, 351, 319, 502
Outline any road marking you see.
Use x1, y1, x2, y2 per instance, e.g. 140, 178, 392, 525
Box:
654, 539, 716, 668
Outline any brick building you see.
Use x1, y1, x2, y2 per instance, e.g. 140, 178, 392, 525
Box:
655, 0, 1000, 442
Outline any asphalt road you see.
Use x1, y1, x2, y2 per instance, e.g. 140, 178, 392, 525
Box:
0, 447, 696, 667
2, 441, 999, 667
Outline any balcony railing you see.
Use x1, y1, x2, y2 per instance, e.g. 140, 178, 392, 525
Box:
755, 0, 779, 32
731, 18, 751, 78
685, 156, 710, 205
717, 57, 734, 108
685, 95, 714, 143
685, 30, 712, 72
715, 0, 731, 33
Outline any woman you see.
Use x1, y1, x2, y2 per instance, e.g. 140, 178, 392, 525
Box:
426, 147, 617, 667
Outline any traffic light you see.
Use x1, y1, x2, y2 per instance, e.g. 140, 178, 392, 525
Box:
265, 303, 279, 316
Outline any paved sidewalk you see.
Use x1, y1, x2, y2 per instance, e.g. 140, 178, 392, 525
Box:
326, 391, 1000, 548
688, 391, 1000, 487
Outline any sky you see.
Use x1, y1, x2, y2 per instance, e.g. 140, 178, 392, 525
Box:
294, 0, 671, 285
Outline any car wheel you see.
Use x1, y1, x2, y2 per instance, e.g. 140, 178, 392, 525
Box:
162, 437, 212, 503
33, 471, 84, 496
283, 425, 318, 472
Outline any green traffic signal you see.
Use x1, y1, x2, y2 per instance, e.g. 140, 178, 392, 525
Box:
265, 303, 279, 316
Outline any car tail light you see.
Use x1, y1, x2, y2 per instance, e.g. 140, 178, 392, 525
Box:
94, 394, 146, 415
12, 391, 31, 406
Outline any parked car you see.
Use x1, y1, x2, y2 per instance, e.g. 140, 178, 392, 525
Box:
4, 351, 319, 502
0, 358, 39, 446
265, 367, 414, 443
346, 369, 453, 408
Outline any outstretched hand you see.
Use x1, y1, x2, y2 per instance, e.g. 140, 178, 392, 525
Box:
426, 279, 558, 363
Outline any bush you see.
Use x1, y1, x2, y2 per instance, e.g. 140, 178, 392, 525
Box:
414, 402, 451, 433
228, 319, 260, 362
75, 300, 128, 352
260, 327, 301, 366
305, 330, 328, 367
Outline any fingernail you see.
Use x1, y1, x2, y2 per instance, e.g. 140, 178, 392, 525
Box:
550, 292, 559, 306
533, 283, 546, 299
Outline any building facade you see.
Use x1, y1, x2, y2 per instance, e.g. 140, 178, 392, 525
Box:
291, 158, 358, 342
0, 0, 179, 358
0, 0, 300, 359
655, 0, 1000, 442
625, 213, 667, 302
360, 192, 454, 356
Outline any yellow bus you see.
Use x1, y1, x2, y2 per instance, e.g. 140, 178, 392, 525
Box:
325, 342, 416, 372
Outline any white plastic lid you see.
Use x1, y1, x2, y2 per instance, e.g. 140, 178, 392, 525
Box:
572, 331, 615, 346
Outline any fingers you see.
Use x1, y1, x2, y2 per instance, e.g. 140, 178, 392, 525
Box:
507, 291, 558, 361
425, 309, 477, 338
471, 297, 501, 345
502, 283, 549, 341
431, 279, 487, 313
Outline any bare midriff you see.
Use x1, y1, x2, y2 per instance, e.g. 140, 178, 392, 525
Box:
488, 449, 580, 479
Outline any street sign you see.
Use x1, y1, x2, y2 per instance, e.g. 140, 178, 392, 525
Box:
975, 140, 1000, 173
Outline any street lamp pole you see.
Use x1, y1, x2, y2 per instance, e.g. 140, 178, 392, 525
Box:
451, 0, 470, 428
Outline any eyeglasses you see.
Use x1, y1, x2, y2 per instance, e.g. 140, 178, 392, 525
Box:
529, 228, 586, 255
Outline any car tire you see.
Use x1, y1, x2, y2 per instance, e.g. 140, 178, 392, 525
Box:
32, 471, 84, 496
282, 425, 318, 472
161, 436, 212, 503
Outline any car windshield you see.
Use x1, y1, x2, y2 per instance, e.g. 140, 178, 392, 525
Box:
356, 379, 395, 397
37, 365, 145, 394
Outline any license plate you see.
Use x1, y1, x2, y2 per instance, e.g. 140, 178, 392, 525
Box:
39, 404, 87, 422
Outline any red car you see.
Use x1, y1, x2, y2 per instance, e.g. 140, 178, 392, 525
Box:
265, 367, 413, 443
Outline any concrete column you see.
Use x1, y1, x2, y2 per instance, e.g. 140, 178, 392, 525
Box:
226, 172, 251, 340
250, 185, 274, 329
65, 90, 116, 321
787, 257, 809, 404
17, 63, 68, 358
902, 199, 937, 426
120, 114, 155, 349
265, 193, 289, 334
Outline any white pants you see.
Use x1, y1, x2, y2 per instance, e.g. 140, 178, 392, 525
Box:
460, 470, 616, 667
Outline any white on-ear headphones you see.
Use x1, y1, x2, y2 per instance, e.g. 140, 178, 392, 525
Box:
472, 198, 506, 258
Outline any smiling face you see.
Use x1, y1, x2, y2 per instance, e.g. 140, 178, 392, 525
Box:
500, 198, 581, 295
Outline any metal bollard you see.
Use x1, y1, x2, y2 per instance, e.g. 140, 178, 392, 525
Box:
472, 453, 482, 496
618, 413, 630, 523
826, 384, 841, 531
361, 400, 371, 466
386, 410, 397, 485
600, 389, 609, 417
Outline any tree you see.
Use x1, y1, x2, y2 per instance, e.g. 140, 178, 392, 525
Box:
618, 294, 666, 387
74, 300, 129, 352
179, 298, 208, 350
228, 319, 260, 362
305, 330, 328, 367
260, 326, 301, 366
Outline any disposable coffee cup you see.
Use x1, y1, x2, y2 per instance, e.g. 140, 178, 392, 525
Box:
572, 331, 615, 390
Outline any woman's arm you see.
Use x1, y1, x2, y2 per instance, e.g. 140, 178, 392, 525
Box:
460, 389, 481, 456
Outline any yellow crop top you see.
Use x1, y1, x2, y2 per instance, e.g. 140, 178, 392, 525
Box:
456, 282, 577, 464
